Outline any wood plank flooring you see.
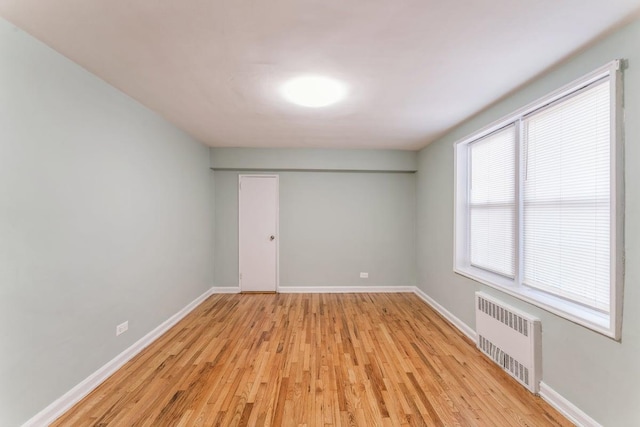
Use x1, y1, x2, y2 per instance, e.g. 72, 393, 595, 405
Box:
53, 293, 572, 426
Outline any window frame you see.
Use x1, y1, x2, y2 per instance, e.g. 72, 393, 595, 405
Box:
453, 60, 624, 339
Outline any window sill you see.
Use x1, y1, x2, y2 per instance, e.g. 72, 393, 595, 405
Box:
454, 265, 615, 339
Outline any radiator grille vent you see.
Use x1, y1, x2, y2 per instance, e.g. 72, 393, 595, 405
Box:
478, 335, 529, 385
478, 295, 528, 337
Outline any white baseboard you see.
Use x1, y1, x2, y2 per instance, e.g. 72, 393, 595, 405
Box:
211, 286, 241, 293
22, 287, 216, 427
413, 287, 477, 342
414, 287, 600, 426
539, 382, 602, 427
25, 285, 596, 427
277, 286, 415, 293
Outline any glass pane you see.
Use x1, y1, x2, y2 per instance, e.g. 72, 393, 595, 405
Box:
469, 126, 516, 277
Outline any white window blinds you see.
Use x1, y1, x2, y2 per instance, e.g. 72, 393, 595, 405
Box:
469, 126, 516, 278
522, 79, 611, 312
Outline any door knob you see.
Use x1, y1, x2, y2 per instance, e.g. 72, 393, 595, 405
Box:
270, 235, 275, 241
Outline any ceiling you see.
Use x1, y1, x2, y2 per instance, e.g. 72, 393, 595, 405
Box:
1, 1, 639, 150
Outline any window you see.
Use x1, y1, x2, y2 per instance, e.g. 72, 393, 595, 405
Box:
454, 61, 623, 339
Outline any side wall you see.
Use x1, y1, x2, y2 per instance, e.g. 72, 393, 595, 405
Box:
416, 19, 640, 426
212, 149, 416, 289
0, 20, 214, 426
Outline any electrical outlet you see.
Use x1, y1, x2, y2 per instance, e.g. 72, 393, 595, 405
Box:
360, 272, 369, 279
116, 321, 128, 336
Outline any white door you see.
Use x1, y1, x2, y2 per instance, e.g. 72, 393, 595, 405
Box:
239, 175, 278, 292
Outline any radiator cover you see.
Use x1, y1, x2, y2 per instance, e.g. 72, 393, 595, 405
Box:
475, 292, 542, 393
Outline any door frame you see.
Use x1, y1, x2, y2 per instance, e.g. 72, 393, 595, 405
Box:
238, 174, 280, 292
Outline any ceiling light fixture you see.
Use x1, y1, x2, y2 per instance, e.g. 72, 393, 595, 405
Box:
280, 75, 347, 108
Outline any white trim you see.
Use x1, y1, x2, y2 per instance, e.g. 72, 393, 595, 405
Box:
414, 288, 600, 427
610, 60, 625, 340
413, 287, 477, 342
539, 382, 602, 427
454, 269, 611, 335
24, 286, 596, 427
277, 286, 415, 294
22, 287, 215, 427
211, 286, 241, 294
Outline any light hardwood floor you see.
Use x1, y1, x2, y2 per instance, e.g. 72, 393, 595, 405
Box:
53, 293, 572, 426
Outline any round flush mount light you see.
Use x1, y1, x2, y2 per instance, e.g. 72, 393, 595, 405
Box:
280, 75, 347, 108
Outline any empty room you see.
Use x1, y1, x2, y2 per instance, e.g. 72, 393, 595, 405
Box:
1, 1, 639, 426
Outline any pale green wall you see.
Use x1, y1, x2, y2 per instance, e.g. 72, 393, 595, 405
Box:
0, 20, 214, 426
211, 147, 417, 172
416, 18, 640, 426
214, 169, 416, 289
